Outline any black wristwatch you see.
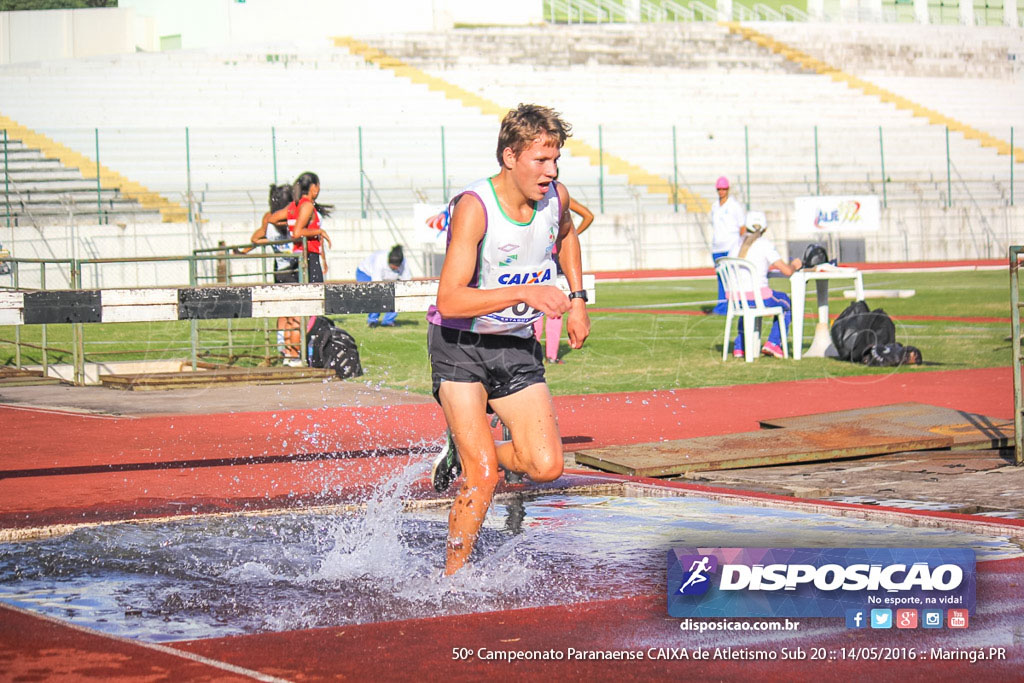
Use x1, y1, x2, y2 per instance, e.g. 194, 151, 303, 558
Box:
568, 290, 588, 303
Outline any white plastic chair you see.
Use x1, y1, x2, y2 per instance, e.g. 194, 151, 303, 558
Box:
716, 257, 789, 363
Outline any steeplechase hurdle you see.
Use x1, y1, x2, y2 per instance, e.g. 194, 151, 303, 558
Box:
0, 276, 595, 326
0, 275, 596, 385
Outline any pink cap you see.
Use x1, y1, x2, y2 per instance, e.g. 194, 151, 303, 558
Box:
715, 176, 729, 190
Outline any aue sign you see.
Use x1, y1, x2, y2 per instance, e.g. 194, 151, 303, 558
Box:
667, 548, 975, 618
793, 195, 880, 236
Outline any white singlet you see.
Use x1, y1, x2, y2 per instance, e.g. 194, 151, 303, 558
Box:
427, 176, 561, 338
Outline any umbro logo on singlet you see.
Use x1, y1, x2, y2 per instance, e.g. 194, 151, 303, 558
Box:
497, 270, 552, 285
498, 243, 519, 253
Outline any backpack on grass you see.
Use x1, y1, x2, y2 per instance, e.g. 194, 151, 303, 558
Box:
864, 342, 923, 367
306, 316, 363, 379
829, 300, 896, 363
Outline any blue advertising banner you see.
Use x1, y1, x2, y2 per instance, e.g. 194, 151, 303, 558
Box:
667, 548, 975, 619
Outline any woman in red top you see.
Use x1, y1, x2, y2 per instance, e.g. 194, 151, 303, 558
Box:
288, 171, 332, 283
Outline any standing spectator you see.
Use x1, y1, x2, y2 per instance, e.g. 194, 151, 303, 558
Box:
241, 184, 298, 282
355, 244, 412, 327
288, 171, 332, 283
726, 211, 801, 358
710, 176, 746, 315
237, 184, 302, 364
533, 196, 593, 363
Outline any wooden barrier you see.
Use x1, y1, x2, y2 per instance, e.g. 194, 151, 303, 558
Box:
0, 275, 596, 326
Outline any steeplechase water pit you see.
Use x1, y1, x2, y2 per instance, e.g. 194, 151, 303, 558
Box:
1, 459, 1021, 644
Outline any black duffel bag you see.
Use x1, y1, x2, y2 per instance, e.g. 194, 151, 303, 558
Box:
830, 301, 896, 362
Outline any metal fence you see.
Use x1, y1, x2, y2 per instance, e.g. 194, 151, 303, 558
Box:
542, 0, 1024, 25
2, 122, 1020, 229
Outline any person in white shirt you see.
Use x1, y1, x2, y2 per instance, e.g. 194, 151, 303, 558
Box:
355, 245, 411, 327
710, 176, 747, 315
726, 211, 802, 358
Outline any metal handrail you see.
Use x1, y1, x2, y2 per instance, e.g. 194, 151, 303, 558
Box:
660, 0, 696, 21
781, 4, 810, 21
753, 3, 785, 20
193, 238, 295, 254
1011, 245, 1022, 466
734, 4, 756, 21
360, 171, 407, 249
549, 0, 611, 23
950, 159, 1003, 258
690, 0, 719, 21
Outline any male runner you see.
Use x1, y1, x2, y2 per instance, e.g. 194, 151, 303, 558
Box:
427, 104, 591, 575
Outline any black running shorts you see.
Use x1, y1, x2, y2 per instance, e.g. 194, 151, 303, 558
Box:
428, 323, 545, 405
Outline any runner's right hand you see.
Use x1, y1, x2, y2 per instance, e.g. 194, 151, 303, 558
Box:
523, 285, 571, 317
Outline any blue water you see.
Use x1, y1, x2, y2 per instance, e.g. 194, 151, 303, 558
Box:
0, 462, 1018, 642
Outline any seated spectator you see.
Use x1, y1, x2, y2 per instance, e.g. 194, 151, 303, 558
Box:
355, 245, 411, 327
725, 211, 801, 359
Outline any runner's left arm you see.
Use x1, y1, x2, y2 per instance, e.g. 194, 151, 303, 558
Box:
556, 184, 590, 350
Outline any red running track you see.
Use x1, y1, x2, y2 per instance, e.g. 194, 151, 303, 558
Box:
0, 365, 1020, 680
0, 367, 1015, 528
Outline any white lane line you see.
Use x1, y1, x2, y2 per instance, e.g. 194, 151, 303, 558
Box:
1, 602, 292, 683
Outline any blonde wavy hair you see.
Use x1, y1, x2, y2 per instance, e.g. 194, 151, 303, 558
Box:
496, 104, 572, 168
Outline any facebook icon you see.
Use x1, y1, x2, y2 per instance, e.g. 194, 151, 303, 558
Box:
845, 609, 867, 629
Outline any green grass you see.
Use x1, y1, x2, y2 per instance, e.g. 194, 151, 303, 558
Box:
1, 270, 1014, 395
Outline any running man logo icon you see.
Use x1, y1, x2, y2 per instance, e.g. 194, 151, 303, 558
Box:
677, 555, 718, 596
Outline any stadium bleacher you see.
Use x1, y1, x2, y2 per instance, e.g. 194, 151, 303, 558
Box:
0, 20, 1020, 271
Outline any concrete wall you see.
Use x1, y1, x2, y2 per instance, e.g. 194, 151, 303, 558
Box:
0, 7, 156, 64
0, 1, 545, 64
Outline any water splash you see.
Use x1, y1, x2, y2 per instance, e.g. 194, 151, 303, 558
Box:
0, 476, 1019, 643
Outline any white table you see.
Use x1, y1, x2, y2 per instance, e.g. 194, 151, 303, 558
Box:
788, 267, 864, 360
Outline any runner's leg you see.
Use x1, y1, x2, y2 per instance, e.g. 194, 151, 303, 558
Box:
488, 382, 563, 483
438, 381, 502, 575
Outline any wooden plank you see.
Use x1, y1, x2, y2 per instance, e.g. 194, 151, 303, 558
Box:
251, 299, 325, 318
101, 304, 179, 323
177, 287, 252, 320
325, 282, 393, 314
23, 290, 102, 324
0, 302, 23, 325
395, 280, 438, 313
250, 284, 324, 303
0, 290, 25, 308
99, 366, 335, 391
760, 403, 1013, 448
101, 288, 179, 306
574, 425, 953, 477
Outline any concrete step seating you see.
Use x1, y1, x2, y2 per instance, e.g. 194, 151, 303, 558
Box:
0, 23, 1019, 226
755, 21, 1022, 79
1, 138, 158, 224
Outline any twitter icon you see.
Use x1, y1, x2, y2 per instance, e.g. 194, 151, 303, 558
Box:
871, 609, 893, 629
